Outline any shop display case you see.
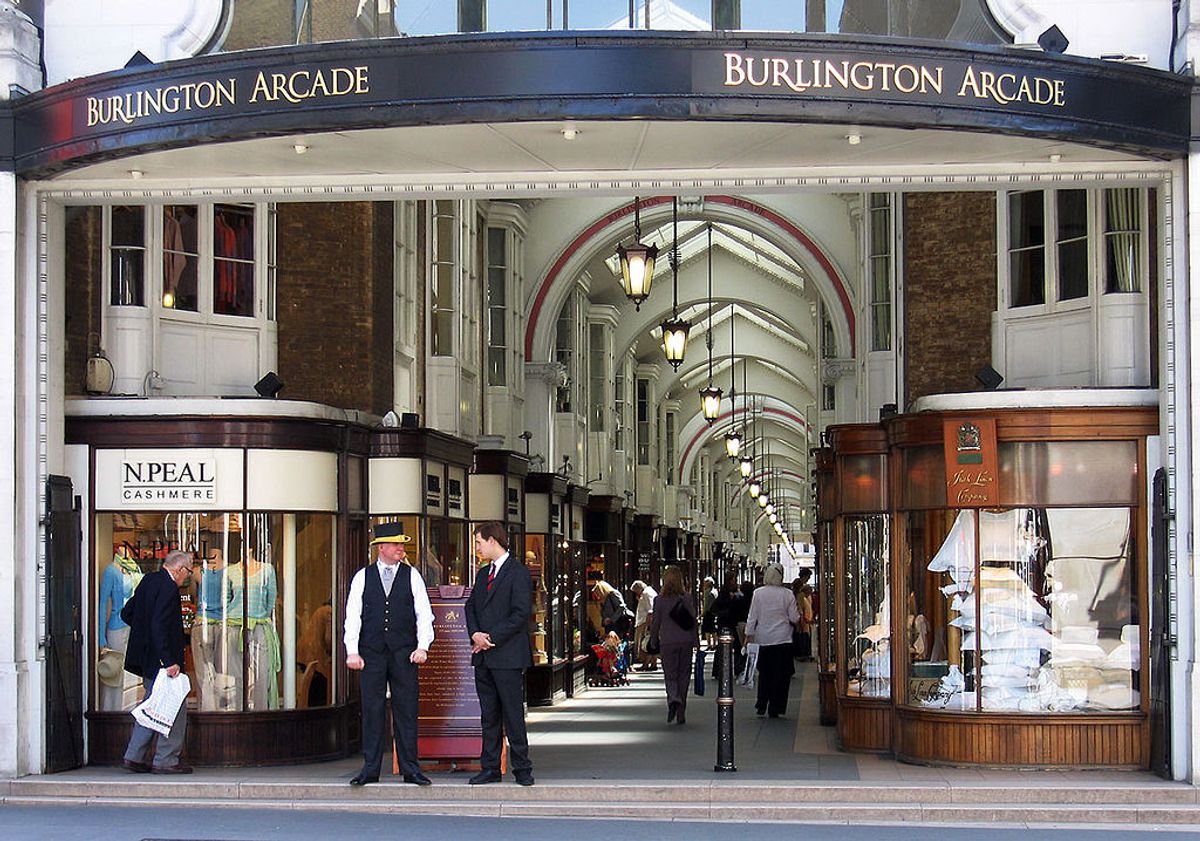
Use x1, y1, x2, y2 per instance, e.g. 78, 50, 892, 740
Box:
828, 425, 893, 752
813, 446, 837, 727
524, 472, 570, 705
891, 398, 1154, 767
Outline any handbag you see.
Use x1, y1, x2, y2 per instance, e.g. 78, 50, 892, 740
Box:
645, 636, 661, 656
669, 597, 696, 631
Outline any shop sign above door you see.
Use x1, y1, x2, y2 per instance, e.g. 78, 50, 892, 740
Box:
2, 33, 1189, 175
942, 419, 999, 508
95, 448, 244, 510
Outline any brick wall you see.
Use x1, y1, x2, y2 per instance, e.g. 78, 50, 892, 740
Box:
903, 192, 997, 404
277, 202, 393, 414
64, 206, 102, 395
222, 0, 293, 52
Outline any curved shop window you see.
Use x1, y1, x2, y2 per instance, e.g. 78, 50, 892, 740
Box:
91, 449, 338, 716
903, 439, 1142, 715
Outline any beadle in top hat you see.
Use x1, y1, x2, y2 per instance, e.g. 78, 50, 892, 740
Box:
369, 521, 411, 546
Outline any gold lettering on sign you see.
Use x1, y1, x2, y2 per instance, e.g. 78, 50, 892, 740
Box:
949, 467, 995, 505
955, 65, 1065, 106
723, 52, 1065, 109
248, 65, 370, 104
84, 65, 372, 128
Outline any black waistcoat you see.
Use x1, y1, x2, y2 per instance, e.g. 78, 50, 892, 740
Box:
360, 563, 417, 653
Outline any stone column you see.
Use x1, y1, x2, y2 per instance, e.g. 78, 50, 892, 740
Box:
523, 361, 566, 475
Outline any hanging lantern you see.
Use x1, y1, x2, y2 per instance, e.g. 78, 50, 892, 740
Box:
764, 502, 775, 516
616, 198, 657, 310
739, 454, 753, 478
699, 384, 723, 423
724, 429, 742, 459
757, 492, 768, 508
748, 479, 762, 498
660, 316, 690, 369
768, 512, 778, 524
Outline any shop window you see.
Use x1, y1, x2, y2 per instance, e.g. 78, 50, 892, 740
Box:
526, 534, 549, 665
844, 514, 890, 698
906, 506, 1138, 713
868, 193, 892, 352
109, 205, 145, 307
94, 510, 335, 713
486, 226, 508, 386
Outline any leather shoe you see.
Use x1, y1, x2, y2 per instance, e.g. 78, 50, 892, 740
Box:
667, 702, 678, 723
349, 772, 380, 786
403, 772, 433, 786
122, 758, 151, 774
468, 770, 502, 785
514, 772, 535, 787
151, 762, 193, 774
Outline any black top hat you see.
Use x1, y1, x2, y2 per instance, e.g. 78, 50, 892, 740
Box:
369, 521, 412, 546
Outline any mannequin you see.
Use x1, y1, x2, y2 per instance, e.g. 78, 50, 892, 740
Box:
228, 548, 280, 710
191, 547, 235, 710
97, 545, 142, 710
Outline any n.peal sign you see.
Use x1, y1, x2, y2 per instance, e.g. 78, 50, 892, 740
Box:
121, 457, 217, 504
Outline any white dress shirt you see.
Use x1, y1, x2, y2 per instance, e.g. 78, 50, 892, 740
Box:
483, 551, 510, 583
635, 585, 657, 625
343, 561, 435, 657
744, 584, 801, 646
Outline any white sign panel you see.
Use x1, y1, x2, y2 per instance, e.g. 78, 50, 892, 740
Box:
96, 449, 244, 510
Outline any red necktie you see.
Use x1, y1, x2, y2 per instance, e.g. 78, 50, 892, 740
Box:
487, 564, 497, 591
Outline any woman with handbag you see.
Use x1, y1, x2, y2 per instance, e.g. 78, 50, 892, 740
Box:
648, 565, 699, 725
592, 580, 634, 639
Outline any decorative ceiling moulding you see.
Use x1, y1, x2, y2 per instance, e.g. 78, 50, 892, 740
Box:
34, 164, 1175, 203
2, 32, 1190, 176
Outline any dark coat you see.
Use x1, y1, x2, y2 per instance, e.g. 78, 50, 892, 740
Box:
465, 556, 533, 670
120, 567, 185, 678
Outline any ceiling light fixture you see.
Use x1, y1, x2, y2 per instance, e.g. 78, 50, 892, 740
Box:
699, 222, 723, 423
128, 169, 143, 179
561, 123, 578, 140
293, 143, 309, 154
846, 133, 862, 146
616, 197, 658, 311
660, 197, 690, 370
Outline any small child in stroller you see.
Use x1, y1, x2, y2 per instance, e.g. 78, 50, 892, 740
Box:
588, 631, 630, 686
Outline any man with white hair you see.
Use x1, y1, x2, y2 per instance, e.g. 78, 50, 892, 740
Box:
631, 579, 658, 671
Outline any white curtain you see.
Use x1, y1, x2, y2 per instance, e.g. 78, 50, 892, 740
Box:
1104, 188, 1141, 293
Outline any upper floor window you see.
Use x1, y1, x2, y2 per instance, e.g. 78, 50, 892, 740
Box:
554, 295, 575, 413
486, 226, 507, 386
664, 411, 676, 485
868, 193, 893, 352
1005, 188, 1146, 311
430, 200, 457, 356
588, 323, 606, 432
614, 365, 626, 452
636, 378, 650, 466
108, 203, 270, 321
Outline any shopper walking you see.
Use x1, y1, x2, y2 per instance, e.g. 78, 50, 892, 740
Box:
631, 579, 658, 671
745, 563, 801, 718
648, 565, 699, 725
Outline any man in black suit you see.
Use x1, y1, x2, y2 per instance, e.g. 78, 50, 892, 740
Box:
120, 549, 193, 774
465, 521, 534, 786
343, 521, 434, 787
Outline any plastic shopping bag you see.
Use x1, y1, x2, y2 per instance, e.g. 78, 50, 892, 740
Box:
738, 643, 760, 688
131, 668, 191, 736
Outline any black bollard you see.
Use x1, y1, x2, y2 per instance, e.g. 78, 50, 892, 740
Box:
714, 629, 737, 773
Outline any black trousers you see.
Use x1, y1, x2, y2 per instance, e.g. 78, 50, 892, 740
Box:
475, 664, 532, 774
359, 647, 420, 776
755, 643, 795, 716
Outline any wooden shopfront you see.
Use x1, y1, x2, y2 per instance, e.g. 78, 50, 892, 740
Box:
827, 392, 1156, 767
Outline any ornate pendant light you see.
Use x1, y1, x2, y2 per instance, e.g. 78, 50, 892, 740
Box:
699, 223, 723, 423
616, 197, 658, 310
739, 454, 753, 478
659, 198, 689, 369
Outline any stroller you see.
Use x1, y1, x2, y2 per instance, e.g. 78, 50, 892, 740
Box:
587, 640, 631, 687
